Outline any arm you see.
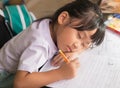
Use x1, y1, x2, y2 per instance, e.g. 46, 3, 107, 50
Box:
14, 69, 62, 88
14, 59, 80, 88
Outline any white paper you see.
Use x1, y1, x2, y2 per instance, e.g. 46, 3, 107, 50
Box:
40, 29, 120, 88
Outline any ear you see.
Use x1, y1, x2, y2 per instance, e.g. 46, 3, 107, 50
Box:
58, 11, 70, 25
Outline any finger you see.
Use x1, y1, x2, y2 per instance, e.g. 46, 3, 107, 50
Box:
55, 58, 64, 66
64, 52, 78, 60
51, 55, 60, 65
51, 54, 64, 66
71, 58, 79, 62
76, 62, 80, 68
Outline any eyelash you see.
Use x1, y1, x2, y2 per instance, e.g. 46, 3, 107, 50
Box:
78, 33, 81, 39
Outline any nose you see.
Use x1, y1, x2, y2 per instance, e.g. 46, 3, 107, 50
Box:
74, 43, 79, 49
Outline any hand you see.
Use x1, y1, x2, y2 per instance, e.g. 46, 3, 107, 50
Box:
57, 58, 80, 80
51, 52, 78, 67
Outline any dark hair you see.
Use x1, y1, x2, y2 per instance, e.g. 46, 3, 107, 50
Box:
38, 0, 105, 46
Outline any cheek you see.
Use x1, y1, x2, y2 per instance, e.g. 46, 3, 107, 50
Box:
56, 31, 75, 49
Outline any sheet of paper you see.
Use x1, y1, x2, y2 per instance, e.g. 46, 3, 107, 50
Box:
40, 29, 120, 88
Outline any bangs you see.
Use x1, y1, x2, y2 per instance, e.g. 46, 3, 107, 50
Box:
72, 11, 100, 30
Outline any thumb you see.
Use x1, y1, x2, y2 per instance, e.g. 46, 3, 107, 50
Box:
69, 58, 80, 69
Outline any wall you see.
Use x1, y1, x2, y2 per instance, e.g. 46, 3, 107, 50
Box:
25, 0, 74, 19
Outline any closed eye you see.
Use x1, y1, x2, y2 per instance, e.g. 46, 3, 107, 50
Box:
84, 42, 93, 49
78, 32, 81, 39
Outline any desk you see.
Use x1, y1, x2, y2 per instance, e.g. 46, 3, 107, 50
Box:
46, 29, 120, 88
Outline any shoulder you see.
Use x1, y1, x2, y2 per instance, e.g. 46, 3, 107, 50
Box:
20, 19, 52, 48
30, 19, 51, 30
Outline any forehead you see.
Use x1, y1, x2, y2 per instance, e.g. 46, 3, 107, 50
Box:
86, 29, 97, 37
79, 29, 97, 39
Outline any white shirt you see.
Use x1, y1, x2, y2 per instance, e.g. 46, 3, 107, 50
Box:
0, 19, 58, 73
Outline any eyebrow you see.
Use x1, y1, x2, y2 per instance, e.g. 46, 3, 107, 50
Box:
78, 31, 87, 38
80, 31, 92, 42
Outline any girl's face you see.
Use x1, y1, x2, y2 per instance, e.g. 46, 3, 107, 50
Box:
56, 25, 97, 54
53, 11, 97, 54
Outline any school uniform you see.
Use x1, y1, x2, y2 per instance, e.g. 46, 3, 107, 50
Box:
0, 19, 58, 87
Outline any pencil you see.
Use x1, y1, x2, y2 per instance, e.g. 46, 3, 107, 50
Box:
59, 50, 70, 63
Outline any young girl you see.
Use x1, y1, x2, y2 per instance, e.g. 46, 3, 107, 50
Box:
0, 0, 105, 88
